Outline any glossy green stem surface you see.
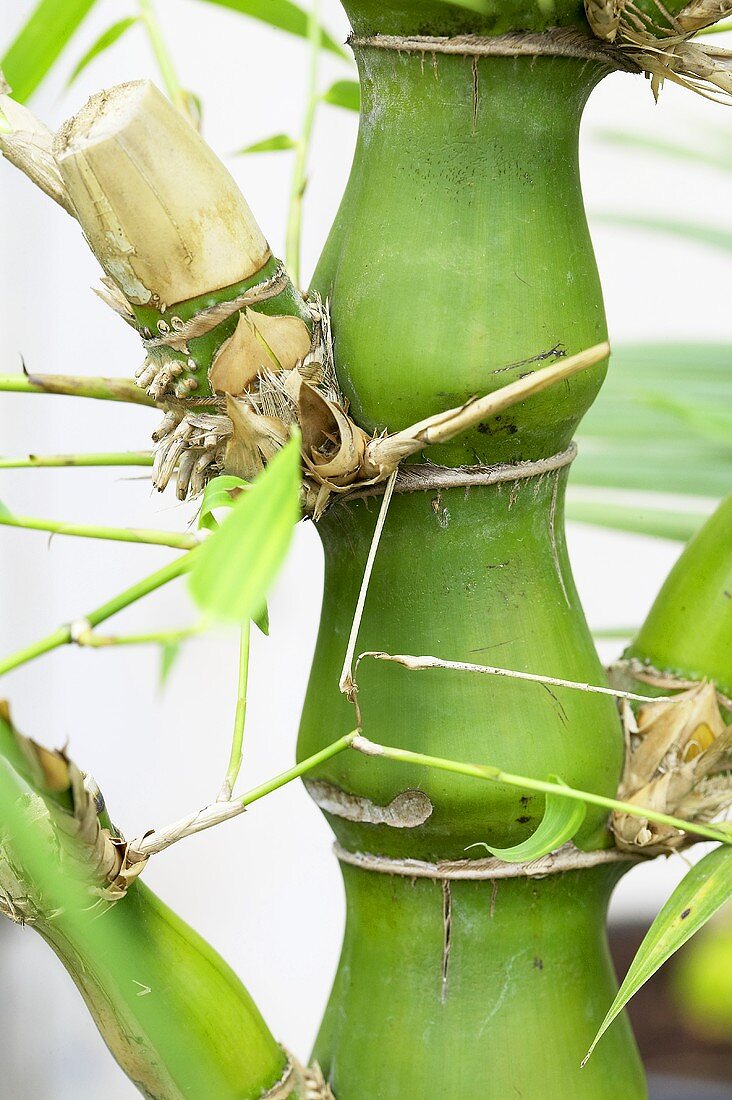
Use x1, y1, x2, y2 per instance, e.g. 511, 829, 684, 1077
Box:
298, 12, 643, 1097
315, 864, 645, 1099
628, 492, 732, 694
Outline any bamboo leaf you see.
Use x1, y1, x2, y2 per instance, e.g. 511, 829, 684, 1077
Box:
470, 775, 586, 863
66, 16, 139, 87
2, 0, 99, 102
193, 0, 347, 57
189, 433, 301, 624
198, 474, 248, 531
595, 213, 732, 254
236, 133, 297, 155
585, 845, 732, 1064
566, 497, 709, 542
595, 128, 732, 175
322, 79, 360, 112
159, 641, 181, 687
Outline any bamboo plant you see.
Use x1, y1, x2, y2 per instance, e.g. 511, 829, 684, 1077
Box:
1, 1, 731, 1098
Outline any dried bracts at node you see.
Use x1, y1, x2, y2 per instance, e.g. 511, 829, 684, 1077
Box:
585, 0, 732, 100
0, 702, 145, 923
612, 682, 732, 855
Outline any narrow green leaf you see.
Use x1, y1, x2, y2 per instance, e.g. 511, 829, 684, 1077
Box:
595, 128, 732, 175
189, 433, 301, 624
159, 641, 181, 687
0, 500, 9, 518
469, 775, 586, 863
2, 0, 98, 102
236, 133, 297, 155
585, 845, 732, 1064
322, 79, 360, 112
198, 474, 248, 531
595, 213, 732, 255
67, 16, 138, 87
566, 497, 709, 542
193, 0, 346, 58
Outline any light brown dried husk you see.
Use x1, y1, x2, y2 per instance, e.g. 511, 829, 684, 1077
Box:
585, 0, 622, 41
612, 683, 732, 854
209, 311, 312, 396
224, 395, 289, 482
0, 88, 74, 214
676, 0, 732, 34
54, 81, 270, 308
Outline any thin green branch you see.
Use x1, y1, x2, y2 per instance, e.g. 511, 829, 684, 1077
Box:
0, 372, 156, 407
352, 736, 732, 848
131, 730, 359, 856
0, 550, 198, 678
285, 0, 322, 286
72, 624, 203, 649
0, 511, 199, 550
219, 621, 251, 800
0, 452, 153, 469
138, 0, 192, 121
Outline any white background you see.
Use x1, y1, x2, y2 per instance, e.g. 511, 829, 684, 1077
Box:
0, 2, 730, 1096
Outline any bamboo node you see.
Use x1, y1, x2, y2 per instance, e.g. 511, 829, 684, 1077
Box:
609, 673, 732, 855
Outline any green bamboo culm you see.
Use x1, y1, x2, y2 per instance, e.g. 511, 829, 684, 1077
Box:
627, 492, 732, 695
0, 709, 288, 1100
297, 2, 657, 1096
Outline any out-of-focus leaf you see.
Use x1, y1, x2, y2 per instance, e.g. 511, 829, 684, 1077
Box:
198, 474, 270, 632
189, 433, 301, 624
468, 776, 586, 863
66, 16, 138, 86
322, 79, 360, 112
159, 641, 181, 687
198, 474, 248, 531
566, 496, 710, 542
585, 845, 732, 1063
194, 0, 346, 57
595, 129, 732, 175
236, 133, 296, 155
596, 213, 732, 254
2, 0, 98, 102
575, 343, 732, 500
673, 914, 732, 1040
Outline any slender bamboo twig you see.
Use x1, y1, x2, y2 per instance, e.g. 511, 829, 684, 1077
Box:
340, 471, 397, 703
218, 621, 251, 801
0, 511, 199, 550
72, 624, 204, 649
130, 730, 359, 856
351, 736, 732, 848
138, 0, 192, 122
285, 0, 322, 286
0, 550, 198, 678
0, 452, 154, 469
355, 650, 678, 705
0, 373, 157, 407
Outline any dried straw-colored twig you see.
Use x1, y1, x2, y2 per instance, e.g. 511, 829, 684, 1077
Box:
354, 651, 682, 705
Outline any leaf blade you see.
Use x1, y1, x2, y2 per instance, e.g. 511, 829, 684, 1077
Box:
473, 775, 587, 863
322, 79, 360, 112
585, 845, 732, 1063
2, 0, 99, 102
189, 433, 301, 624
193, 0, 346, 57
66, 16, 139, 87
236, 132, 297, 155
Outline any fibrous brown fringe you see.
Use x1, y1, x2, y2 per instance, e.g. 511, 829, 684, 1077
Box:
585, 0, 732, 102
